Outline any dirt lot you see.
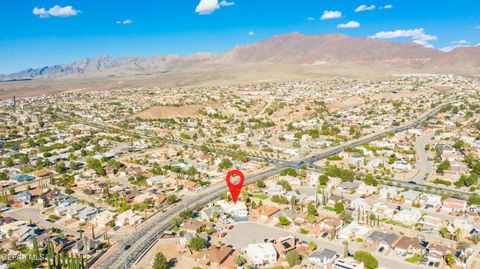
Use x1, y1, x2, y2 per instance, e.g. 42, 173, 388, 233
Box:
133, 104, 214, 119
133, 237, 188, 269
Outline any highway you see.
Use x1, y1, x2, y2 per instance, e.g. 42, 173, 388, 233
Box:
92, 104, 447, 269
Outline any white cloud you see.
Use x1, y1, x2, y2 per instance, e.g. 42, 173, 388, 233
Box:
440, 45, 465, 52
475, 26, 480, 30
220, 1, 235, 6
116, 19, 133, 25
33, 7, 48, 18
441, 40, 472, 52
307, 17, 316, 21
337, 21, 360, 29
355, 4, 376, 12
453, 40, 468, 45
248, 31, 255, 36
195, 0, 234, 15
196, 0, 220, 15
383, 5, 393, 9
370, 28, 437, 48
33, 5, 80, 18
320, 10, 342, 20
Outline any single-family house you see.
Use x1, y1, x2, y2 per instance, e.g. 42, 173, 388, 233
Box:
91, 210, 116, 228
333, 258, 364, 269
420, 193, 442, 208
72, 237, 101, 255
442, 198, 467, 213
251, 205, 280, 220
400, 190, 420, 205
308, 248, 338, 268
78, 206, 98, 222
245, 243, 277, 267
339, 222, 370, 240
204, 245, 233, 266
394, 236, 427, 254
366, 231, 399, 250
115, 209, 144, 227
392, 208, 422, 226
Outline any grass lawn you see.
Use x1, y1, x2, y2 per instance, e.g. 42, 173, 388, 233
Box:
323, 206, 335, 212
385, 219, 411, 229
252, 193, 269, 200
299, 228, 309, 234
405, 254, 424, 263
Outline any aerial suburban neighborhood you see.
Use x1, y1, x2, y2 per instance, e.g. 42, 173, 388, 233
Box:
2, 1, 480, 268
0, 74, 479, 269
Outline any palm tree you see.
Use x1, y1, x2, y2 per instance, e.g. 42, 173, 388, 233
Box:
455, 228, 461, 242
343, 241, 349, 258
290, 196, 297, 211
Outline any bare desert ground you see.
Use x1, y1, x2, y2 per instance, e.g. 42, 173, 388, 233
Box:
133, 102, 221, 119
133, 104, 204, 119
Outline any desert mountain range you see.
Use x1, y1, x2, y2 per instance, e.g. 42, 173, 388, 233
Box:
1, 32, 479, 97
2, 32, 480, 82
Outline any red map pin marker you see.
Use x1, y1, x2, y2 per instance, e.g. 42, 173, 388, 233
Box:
226, 169, 245, 204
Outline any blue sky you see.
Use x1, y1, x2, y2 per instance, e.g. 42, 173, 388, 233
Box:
0, 0, 479, 74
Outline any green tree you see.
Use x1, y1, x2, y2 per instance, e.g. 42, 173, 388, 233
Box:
340, 210, 353, 224
152, 252, 170, 269
19, 155, 29, 164
354, 251, 378, 269
278, 216, 290, 226
343, 241, 349, 258
277, 180, 292, 191
446, 253, 456, 268
0, 172, 8, 181
437, 160, 451, 174
55, 161, 67, 173
167, 194, 177, 205
188, 236, 207, 251
469, 195, 480, 205
4, 158, 14, 167
318, 174, 329, 185
179, 209, 194, 219
335, 202, 345, 213
364, 173, 378, 186
308, 241, 317, 250
286, 250, 302, 267
234, 256, 246, 266
255, 181, 266, 188
280, 168, 297, 177
307, 202, 318, 216
218, 159, 233, 170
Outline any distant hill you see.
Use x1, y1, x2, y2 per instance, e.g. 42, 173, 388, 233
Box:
0, 53, 213, 81
1, 32, 479, 81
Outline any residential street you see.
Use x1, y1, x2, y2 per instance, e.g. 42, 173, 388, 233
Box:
223, 222, 421, 269
411, 131, 435, 183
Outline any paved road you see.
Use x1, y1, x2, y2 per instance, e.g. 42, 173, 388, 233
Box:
411, 131, 435, 183
92, 104, 448, 269
4, 207, 80, 236
94, 167, 283, 269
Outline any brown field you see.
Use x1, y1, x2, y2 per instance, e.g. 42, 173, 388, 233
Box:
326, 88, 439, 112
0, 63, 399, 99
133, 103, 220, 119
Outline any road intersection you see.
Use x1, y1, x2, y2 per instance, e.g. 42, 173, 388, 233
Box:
92, 104, 448, 269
